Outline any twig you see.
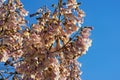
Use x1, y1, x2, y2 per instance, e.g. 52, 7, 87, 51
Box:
51, 28, 81, 53
0, 72, 5, 80
58, 0, 62, 20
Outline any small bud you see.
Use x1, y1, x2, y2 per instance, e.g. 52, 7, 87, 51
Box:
63, 2, 66, 5
84, 26, 93, 30
77, 2, 81, 5
52, 4, 56, 7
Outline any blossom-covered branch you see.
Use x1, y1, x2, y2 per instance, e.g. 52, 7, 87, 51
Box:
0, 0, 93, 80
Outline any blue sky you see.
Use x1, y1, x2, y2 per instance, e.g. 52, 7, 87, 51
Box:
79, 0, 120, 80
1, 0, 120, 80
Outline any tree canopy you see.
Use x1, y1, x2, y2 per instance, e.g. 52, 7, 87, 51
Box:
0, 0, 93, 80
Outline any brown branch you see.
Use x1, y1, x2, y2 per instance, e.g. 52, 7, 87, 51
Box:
50, 28, 81, 53
4, 58, 24, 66
58, 0, 62, 20
0, 72, 5, 80
0, 71, 20, 80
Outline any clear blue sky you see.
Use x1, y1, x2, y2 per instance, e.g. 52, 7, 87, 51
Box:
1, 0, 120, 80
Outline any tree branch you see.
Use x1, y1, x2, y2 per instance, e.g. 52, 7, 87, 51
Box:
58, 0, 62, 20
51, 28, 81, 53
0, 72, 5, 80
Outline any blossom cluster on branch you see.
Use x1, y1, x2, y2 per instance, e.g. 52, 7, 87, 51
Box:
0, 0, 93, 80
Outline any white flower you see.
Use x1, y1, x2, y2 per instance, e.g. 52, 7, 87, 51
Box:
0, 0, 4, 7
31, 74, 35, 79
23, 11, 29, 16
78, 22, 82, 27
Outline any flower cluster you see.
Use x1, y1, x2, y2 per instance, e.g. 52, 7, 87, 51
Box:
0, 0, 93, 80
0, 0, 28, 61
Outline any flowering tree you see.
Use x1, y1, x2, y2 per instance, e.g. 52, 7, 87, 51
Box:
0, 0, 93, 80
